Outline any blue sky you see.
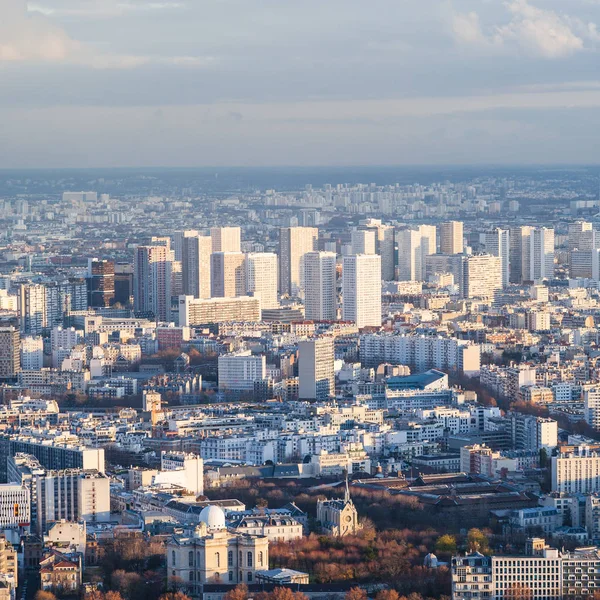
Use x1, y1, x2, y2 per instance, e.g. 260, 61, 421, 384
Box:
1, 0, 600, 167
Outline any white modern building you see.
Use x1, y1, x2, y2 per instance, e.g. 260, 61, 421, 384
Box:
303, 251, 337, 321
342, 254, 381, 329
211, 252, 246, 298
298, 337, 335, 401
182, 232, 212, 299
210, 227, 241, 253
279, 227, 318, 296
245, 253, 278, 310
218, 351, 267, 394
397, 225, 437, 282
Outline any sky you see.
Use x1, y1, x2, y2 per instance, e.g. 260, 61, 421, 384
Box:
1, 0, 600, 168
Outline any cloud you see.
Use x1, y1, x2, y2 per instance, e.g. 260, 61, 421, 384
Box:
452, 11, 488, 45
496, 0, 584, 58
0, 0, 81, 62
0, 0, 212, 68
452, 0, 599, 58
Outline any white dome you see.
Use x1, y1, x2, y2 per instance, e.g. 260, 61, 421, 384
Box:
199, 505, 226, 531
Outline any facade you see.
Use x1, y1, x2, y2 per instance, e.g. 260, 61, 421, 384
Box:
452, 539, 600, 600
342, 254, 381, 329
316, 484, 361, 537
361, 219, 395, 280
529, 227, 555, 281
8, 437, 105, 474
245, 253, 278, 310
133, 245, 173, 321
157, 451, 204, 496
18, 284, 46, 335
397, 225, 437, 281
211, 252, 246, 298
298, 337, 335, 401
0, 327, 20, 380
218, 351, 267, 394
179, 295, 261, 326
0, 484, 30, 530
227, 514, 303, 542
440, 221, 464, 255
509, 225, 533, 284
210, 227, 241, 253
0, 536, 17, 599
303, 251, 337, 321
182, 232, 212, 299
462, 254, 502, 300
479, 228, 510, 288
551, 445, 600, 494
360, 334, 481, 377
584, 385, 600, 430
167, 506, 269, 594
36, 470, 110, 535
20, 336, 43, 371
87, 259, 115, 307
350, 229, 376, 255
279, 226, 318, 296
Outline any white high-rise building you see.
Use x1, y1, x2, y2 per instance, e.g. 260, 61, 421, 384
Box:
462, 254, 502, 300
350, 230, 376, 255
298, 337, 335, 401
303, 251, 337, 321
530, 227, 555, 281
569, 221, 594, 252
210, 227, 241, 253
479, 228, 510, 287
182, 232, 212, 299
21, 336, 44, 371
397, 225, 436, 281
342, 254, 381, 329
211, 252, 246, 298
439, 221, 464, 255
279, 227, 318, 296
551, 445, 600, 493
245, 253, 278, 309
509, 226, 533, 284
361, 219, 395, 281
218, 351, 266, 393
18, 284, 46, 335
585, 385, 600, 430
133, 245, 173, 321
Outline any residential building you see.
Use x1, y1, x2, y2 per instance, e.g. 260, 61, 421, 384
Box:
279, 227, 318, 296
178, 296, 261, 326
245, 253, 278, 310
182, 232, 212, 299
298, 337, 335, 401
397, 225, 437, 281
303, 251, 337, 321
211, 252, 246, 298
342, 254, 381, 329
218, 351, 267, 394
133, 245, 173, 321
210, 227, 241, 253
439, 221, 463, 255
0, 327, 20, 380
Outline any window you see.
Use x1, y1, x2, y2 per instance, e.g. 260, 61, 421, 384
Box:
189, 551, 194, 567
248, 572, 253, 582
229, 571, 233, 582
247, 552, 253, 568
259, 552, 264, 567
228, 551, 233, 566
172, 551, 176, 566
189, 572, 194, 582
216, 552, 220, 568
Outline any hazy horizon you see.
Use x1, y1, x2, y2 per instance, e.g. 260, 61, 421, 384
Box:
2, 0, 600, 168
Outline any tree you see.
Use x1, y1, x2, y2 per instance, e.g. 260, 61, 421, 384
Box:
345, 588, 367, 600
466, 528, 489, 554
35, 593, 57, 600
159, 594, 191, 600
223, 586, 249, 600
375, 590, 400, 600
435, 534, 457, 555
270, 589, 309, 600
